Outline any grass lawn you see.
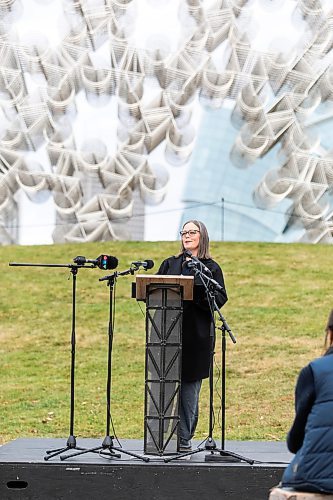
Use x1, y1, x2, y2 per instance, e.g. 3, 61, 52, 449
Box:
0, 240, 331, 445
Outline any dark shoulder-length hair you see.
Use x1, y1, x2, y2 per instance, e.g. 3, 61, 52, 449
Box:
324, 328, 333, 354
177, 219, 212, 259
324, 310, 333, 352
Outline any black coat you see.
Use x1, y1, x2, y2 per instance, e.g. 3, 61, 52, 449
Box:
282, 348, 333, 493
157, 255, 228, 382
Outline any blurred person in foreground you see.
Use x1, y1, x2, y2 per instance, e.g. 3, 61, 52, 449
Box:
281, 309, 333, 493
157, 220, 228, 451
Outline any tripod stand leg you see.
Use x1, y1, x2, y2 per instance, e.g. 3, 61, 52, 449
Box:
164, 447, 204, 463
205, 448, 255, 464
60, 437, 149, 463
96, 435, 122, 459
44, 436, 85, 461
97, 436, 149, 462
220, 450, 254, 464
99, 442, 150, 463
110, 447, 150, 463
60, 446, 113, 461
164, 429, 219, 463
59, 434, 122, 461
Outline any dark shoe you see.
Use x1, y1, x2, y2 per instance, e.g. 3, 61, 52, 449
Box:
179, 445, 192, 453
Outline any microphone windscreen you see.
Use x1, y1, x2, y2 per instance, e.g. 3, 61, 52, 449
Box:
98, 255, 118, 270
144, 259, 154, 270
107, 256, 119, 270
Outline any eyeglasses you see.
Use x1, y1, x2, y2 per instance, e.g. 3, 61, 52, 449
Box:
180, 230, 200, 237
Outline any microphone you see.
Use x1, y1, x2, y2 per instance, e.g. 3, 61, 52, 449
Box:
184, 250, 212, 275
185, 254, 224, 292
208, 278, 224, 292
73, 254, 118, 270
131, 259, 154, 270
184, 249, 196, 260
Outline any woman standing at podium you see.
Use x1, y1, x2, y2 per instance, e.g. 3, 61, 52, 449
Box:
157, 219, 228, 451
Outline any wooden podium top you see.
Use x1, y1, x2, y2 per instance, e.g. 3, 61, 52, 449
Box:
134, 274, 194, 300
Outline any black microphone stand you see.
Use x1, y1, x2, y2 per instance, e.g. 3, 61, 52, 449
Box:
61, 264, 149, 462
9, 260, 96, 461
165, 262, 254, 464
203, 293, 253, 463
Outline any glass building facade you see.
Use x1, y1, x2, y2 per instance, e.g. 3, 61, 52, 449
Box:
180, 105, 333, 243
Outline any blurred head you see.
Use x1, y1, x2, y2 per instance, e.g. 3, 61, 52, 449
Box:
179, 220, 211, 259
325, 309, 333, 349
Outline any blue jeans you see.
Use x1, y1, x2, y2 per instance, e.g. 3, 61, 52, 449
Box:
179, 380, 202, 447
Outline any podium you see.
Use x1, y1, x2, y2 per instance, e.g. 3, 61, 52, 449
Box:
134, 274, 194, 456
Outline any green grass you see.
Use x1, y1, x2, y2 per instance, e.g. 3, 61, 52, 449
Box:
0, 240, 331, 445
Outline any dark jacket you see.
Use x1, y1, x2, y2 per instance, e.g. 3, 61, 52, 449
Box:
281, 347, 333, 493
157, 254, 227, 382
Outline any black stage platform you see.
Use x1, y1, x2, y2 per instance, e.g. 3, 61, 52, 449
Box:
0, 438, 292, 499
